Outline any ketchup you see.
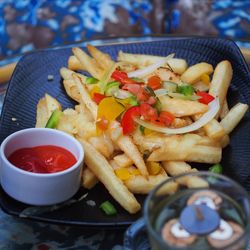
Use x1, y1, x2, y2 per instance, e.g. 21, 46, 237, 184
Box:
8, 145, 77, 173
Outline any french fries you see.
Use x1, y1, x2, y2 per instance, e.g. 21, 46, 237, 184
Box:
117, 51, 188, 74
68, 55, 85, 71
125, 175, 178, 195
35, 44, 248, 214
72, 47, 105, 79
82, 167, 98, 189
80, 139, 141, 214
220, 103, 249, 134
209, 60, 233, 117
36, 93, 62, 127
148, 145, 221, 163
159, 96, 208, 117
87, 44, 114, 70
117, 136, 149, 177
113, 154, 133, 168
181, 62, 213, 84
72, 74, 98, 119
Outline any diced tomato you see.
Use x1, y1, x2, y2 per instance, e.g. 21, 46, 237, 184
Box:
158, 111, 175, 126
111, 70, 128, 82
111, 70, 138, 85
146, 96, 157, 105
137, 88, 149, 102
93, 93, 106, 104
119, 77, 139, 85
121, 106, 140, 135
140, 103, 158, 122
147, 75, 162, 90
122, 83, 141, 95
96, 116, 109, 131
196, 91, 215, 104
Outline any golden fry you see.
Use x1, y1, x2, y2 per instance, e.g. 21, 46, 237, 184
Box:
220, 99, 229, 119
35, 93, 62, 128
87, 44, 114, 70
181, 62, 213, 84
82, 167, 98, 189
148, 145, 222, 163
220, 103, 249, 134
80, 139, 141, 214
68, 55, 85, 71
72, 47, 105, 79
117, 51, 188, 74
117, 136, 149, 177
72, 74, 98, 119
125, 174, 178, 194
159, 96, 208, 117
113, 154, 133, 168
209, 60, 233, 117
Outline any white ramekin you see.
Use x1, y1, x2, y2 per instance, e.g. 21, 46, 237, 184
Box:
0, 128, 84, 205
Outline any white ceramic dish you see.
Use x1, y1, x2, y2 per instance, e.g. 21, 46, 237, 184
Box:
0, 128, 84, 205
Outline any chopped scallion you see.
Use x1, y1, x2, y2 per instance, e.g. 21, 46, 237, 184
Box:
86, 77, 98, 84
100, 201, 117, 215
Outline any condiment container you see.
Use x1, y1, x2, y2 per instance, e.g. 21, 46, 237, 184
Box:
0, 128, 84, 205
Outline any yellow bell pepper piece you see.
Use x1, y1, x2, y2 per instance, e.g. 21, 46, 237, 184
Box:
147, 162, 161, 175
128, 167, 141, 176
115, 168, 131, 181
90, 85, 101, 98
144, 127, 153, 136
97, 97, 125, 122
201, 74, 210, 85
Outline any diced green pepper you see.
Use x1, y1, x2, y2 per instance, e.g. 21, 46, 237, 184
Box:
100, 201, 117, 215
209, 163, 223, 174
45, 109, 62, 129
86, 77, 98, 84
139, 125, 145, 134
129, 95, 139, 106
104, 81, 120, 96
177, 85, 195, 96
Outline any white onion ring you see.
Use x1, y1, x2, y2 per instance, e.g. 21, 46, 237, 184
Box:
127, 54, 175, 78
154, 88, 168, 97
134, 98, 220, 134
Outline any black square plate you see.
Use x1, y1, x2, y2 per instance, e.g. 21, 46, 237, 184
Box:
0, 37, 250, 227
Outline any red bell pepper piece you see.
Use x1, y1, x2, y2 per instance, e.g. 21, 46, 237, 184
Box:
196, 91, 215, 104
147, 75, 162, 90
120, 106, 140, 135
92, 93, 106, 104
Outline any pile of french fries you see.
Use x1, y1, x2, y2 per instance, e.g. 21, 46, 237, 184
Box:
35, 45, 248, 214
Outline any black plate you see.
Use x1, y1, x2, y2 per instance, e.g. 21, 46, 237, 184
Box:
0, 37, 250, 227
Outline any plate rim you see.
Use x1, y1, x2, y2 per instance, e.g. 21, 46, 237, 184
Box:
0, 35, 249, 228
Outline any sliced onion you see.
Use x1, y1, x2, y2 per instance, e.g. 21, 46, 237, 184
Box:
113, 89, 132, 99
154, 88, 168, 97
134, 98, 220, 134
127, 53, 175, 78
